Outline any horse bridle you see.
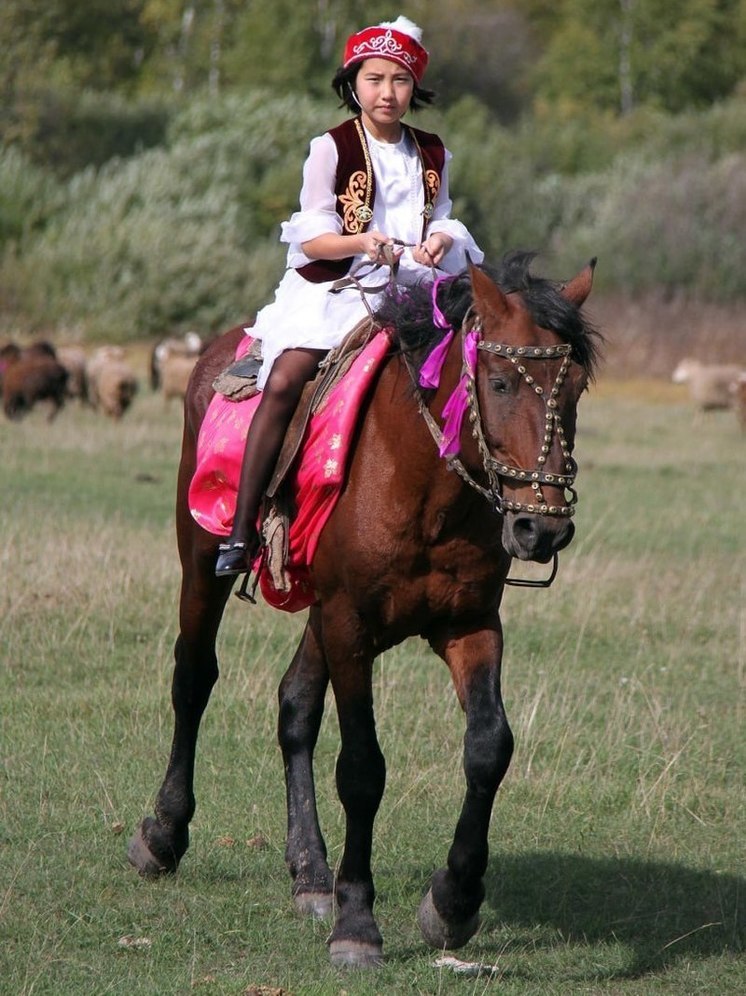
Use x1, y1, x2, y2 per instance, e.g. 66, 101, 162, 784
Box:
413, 314, 579, 519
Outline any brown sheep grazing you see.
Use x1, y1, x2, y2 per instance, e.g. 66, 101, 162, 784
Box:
150, 331, 203, 390
1, 342, 69, 421
86, 346, 138, 419
671, 357, 744, 411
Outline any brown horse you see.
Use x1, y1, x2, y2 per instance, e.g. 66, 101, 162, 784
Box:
128, 252, 600, 967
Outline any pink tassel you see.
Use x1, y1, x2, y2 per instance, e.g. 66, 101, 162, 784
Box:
418, 276, 454, 390
419, 329, 454, 388
439, 374, 469, 456
438, 328, 479, 458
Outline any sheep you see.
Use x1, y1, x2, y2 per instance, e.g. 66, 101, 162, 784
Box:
56, 345, 89, 403
159, 351, 199, 405
86, 346, 138, 419
671, 357, 744, 411
150, 331, 203, 390
1, 342, 69, 421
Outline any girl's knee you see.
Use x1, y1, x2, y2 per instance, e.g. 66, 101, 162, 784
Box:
265, 350, 322, 404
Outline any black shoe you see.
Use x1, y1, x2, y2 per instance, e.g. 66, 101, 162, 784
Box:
215, 540, 251, 577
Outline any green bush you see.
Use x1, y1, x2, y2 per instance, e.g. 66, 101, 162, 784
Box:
552, 149, 746, 299
9, 88, 172, 179
0, 145, 63, 248
0, 92, 332, 339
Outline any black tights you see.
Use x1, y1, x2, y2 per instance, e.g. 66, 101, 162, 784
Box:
229, 347, 326, 546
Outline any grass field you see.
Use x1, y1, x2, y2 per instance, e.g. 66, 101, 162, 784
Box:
1, 377, 744, 995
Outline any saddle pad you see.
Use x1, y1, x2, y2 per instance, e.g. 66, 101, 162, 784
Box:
189, 329, 392, 611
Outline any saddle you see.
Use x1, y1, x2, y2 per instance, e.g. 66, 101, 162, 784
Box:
203, 317, 387, 606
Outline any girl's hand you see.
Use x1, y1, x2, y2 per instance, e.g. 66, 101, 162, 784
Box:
359, 231, 402, 262
412, 233, 453, 267
301, 230, 402, 263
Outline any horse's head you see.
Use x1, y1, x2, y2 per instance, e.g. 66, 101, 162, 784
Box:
465, 254, 599, 562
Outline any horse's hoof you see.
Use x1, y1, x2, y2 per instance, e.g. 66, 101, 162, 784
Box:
328, 939, 384, 968
293, 890, 333, 919
417, 888, 480, 950
127, 827, 175, 877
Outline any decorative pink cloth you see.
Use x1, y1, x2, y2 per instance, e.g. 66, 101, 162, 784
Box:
418, 277, 476, 459
438, 326, 478, 458
189, 330, 393, 612
418, 276, 454, 389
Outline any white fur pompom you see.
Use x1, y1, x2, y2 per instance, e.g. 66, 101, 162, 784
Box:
379, 16, 423, 43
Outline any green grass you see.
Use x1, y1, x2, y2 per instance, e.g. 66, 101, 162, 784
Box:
1, 386, 744, 995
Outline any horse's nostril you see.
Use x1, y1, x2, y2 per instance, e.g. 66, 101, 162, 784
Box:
512, 516, 538, 539
504, 514, 575, 562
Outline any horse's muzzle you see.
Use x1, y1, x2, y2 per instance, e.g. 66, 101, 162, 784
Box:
501, 512, 575, 562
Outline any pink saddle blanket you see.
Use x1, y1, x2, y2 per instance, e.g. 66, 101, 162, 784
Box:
189, 330, 392, 612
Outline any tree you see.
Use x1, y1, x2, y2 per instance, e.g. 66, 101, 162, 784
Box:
527, 0, 746, 115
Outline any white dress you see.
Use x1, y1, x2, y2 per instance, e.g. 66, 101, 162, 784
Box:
248, 122, 484, 389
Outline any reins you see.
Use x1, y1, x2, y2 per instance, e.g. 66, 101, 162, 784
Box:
330, 242, 414, 317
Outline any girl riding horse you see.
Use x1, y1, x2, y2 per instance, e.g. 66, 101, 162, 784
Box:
215, 15, 483, 577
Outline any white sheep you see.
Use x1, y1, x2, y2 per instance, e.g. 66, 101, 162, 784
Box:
86, 346, 138, 419
150, 331, 203, 390
671, 357, 744, 411
159, 351, 199, 405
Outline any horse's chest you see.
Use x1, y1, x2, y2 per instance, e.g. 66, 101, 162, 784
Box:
367, 549, 502, 636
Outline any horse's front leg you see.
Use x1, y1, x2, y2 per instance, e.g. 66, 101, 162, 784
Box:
322, 607, 386, 967
128, 530, 232, 876
419, 619, 514, 949
278, 606, 334, 917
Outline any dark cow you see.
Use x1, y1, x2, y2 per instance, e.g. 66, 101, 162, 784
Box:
1, 342, 69, 421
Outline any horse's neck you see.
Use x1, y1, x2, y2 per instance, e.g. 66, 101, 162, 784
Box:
366, 355, 473, 517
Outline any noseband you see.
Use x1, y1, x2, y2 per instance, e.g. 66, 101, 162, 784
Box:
413, 316, 579, 519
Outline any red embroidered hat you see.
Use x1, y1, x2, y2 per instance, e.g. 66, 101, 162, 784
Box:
343, 15, 429, 83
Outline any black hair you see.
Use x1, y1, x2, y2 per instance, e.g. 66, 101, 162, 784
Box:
379, 252, 603, 382
331, 63, 436, 113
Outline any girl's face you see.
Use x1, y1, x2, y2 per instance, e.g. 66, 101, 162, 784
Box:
353, 58, 415, 140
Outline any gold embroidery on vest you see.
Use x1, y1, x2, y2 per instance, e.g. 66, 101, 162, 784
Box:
424, 169, 440, 218
339, 170, 371, 233
408, 128, 441, 236
337, 120, 441, 236
338, 118, 374, 234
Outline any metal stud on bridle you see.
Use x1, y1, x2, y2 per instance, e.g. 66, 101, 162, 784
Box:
473, 335, 577, 517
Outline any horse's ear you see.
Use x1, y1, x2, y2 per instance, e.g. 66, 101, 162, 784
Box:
560, 257, 597, 307
469, 260, 509, 319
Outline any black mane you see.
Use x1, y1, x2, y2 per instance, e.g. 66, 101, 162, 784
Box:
380, 251, 602, 381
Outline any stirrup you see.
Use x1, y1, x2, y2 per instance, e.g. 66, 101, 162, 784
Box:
235, 572, 258, 603
234, 544, 267, 604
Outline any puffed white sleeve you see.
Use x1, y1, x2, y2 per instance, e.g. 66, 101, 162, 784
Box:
427, 148, 484, 272
281, 134, 342, 266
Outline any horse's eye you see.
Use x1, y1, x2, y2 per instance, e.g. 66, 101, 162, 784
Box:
489, 376, 511, 395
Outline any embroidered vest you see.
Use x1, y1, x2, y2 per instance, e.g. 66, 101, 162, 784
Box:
297, 116, 446, 284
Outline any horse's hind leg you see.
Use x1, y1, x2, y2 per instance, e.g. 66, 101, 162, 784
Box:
278, 606, 334, 918
128, 528, 232, 876
418, 620, 514, 949
321, 607, 386, 967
